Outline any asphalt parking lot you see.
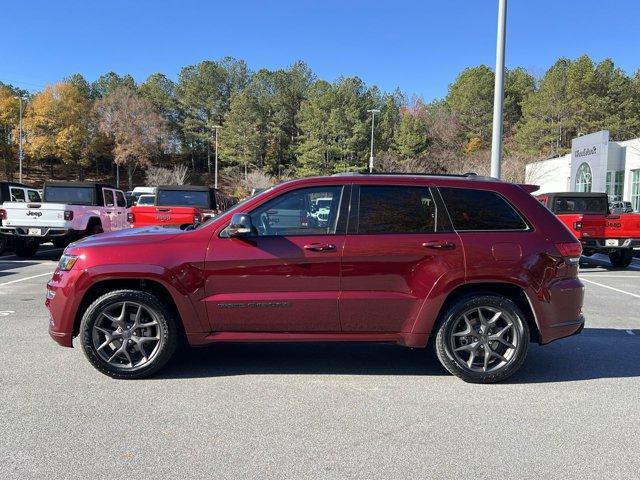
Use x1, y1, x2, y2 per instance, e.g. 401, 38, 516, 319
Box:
1, 247, 639, 479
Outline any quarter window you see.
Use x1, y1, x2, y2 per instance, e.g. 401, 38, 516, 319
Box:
357, 186, 436, 234
249, 186, 344, 236
439, 187, 528, 231
605, 170, 624, 202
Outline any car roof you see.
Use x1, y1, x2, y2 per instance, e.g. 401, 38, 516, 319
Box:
44, 181, 117, 189
157, 185, 210, 192
543, 192, 607, 198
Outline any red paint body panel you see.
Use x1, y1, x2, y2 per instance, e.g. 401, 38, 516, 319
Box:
129, 205, 209, 228
46, 175, 585, 352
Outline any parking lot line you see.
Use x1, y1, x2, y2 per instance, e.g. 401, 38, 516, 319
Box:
581, 278, 640, 299
0, 271, 55, 287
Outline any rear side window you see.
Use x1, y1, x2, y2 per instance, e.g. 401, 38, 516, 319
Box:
103, 189, 115, 207
10, 187, 25, 202
439, 187, 527, 231
357, 186, 436, 234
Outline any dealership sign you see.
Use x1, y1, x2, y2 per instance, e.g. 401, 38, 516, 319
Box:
574, 146, 597, 158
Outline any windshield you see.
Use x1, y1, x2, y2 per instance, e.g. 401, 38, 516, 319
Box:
157, 190, 209, 207
45, 186, 94, 205
553, 196, 608, 214
196, 189, 272, 229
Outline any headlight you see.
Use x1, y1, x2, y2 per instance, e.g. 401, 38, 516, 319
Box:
58, 254, 79, 271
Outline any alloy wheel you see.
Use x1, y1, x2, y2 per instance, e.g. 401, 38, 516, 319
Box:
91, 301, 162, 370
449, 306, 518, 373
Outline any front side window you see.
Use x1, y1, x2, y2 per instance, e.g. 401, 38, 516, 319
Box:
249, 186, 343, 236
27, 190, 41, 202
575, 162, 592, 192
439, 187, 528, 231
10, 187, 25, 202
115, 191, 127, 207
357, 185, 436, 234
632, 170, 640, 212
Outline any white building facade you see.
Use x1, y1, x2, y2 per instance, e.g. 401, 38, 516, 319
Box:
525, 130, 640, 211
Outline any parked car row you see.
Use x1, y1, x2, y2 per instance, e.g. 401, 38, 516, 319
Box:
0, 181, 235, 257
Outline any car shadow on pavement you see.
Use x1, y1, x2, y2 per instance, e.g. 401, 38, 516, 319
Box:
156, 328, 640, 383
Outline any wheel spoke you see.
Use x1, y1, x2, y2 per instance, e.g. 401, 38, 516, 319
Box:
488, 349, 508, 364
478, 308, 487, 327
454, 342, 479, 353
487, 311, 502, 325
483, 350, 490, 372
467, 350, 476, 368
138, 321, 159, 329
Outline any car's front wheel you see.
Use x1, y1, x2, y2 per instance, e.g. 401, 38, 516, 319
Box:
80, 290, 178, 379
434, 294, 529, 383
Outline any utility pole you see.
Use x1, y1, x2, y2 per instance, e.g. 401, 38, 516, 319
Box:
212, 125, 221, 189
490, 0, 507, 179
18, 96, 24, 183
367, 109, 380, 173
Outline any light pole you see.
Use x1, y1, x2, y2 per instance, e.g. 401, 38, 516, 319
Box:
490, 0, 507, 179
17, 96, 24, 183
212, 125, 221, 189
367, 108, 380, 173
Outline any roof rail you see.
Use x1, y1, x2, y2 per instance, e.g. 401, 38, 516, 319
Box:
332, 171, 479, 178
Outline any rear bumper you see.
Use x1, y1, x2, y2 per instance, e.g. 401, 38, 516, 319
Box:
531, 277, 585, 344
541, 315, 585, 344
0, 226, 72, 237
581, 238, 640, 250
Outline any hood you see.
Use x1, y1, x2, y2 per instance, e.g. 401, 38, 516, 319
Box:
69, 226, 184, 250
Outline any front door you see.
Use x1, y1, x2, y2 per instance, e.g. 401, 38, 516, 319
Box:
204, 184, 349, 332
340, 184, 464, 332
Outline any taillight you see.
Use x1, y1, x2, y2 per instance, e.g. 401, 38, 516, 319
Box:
63, 211, 73, 221
0, 209, 6, 220
127, 212, 134, 223
555, 242, 582, 263
573, 221, 582, 230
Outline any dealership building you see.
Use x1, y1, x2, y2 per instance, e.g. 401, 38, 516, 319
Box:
525, 130, 640, 211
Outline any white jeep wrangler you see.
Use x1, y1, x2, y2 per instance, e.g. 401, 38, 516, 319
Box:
0, 182, 129, 257
0, 181, 43, 255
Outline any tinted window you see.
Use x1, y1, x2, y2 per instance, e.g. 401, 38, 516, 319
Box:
357, 186, 436, 234
439, 187, 527, 231
10, 188, 25, 202
45, 186, 94, 205
157, 190, 210, 207
27, 190, 41, 202
103, 189, 115, 207
250, 186, 343, 236
137, 195, 155, 206
552, 196, 608, 214
115, 191, 126, 207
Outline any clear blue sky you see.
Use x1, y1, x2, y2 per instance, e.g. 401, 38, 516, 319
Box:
2, 0, 639, 100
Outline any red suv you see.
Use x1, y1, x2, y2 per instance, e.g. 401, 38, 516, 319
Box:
46, 174, 585, 383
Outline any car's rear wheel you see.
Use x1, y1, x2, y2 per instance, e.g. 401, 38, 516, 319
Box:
434, 294, 529, 383
0, 234, 6, 255
80, 290, 178, 379
609, 248, 633, 268
13, 237, 39, 258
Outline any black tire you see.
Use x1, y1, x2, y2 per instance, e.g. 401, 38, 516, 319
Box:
609, 249, 633, 268
434, 294, 529, 384
52, 237, 72, 249
87, 221, 103, 236
13, 237, 39, 258
0, 234, 6, 255
80, 289, 178, 379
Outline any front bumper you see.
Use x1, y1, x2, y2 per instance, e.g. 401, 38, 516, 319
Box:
46, 268, 84, 348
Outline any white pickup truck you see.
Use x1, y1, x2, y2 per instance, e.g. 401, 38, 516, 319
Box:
0, 182, 129, 257
0, 181, 43, 255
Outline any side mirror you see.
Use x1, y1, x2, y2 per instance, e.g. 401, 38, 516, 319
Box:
228, 213, 253, 237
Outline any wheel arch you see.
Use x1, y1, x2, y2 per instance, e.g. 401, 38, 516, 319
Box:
72, 278, 186, 342
435, 282, 540, 343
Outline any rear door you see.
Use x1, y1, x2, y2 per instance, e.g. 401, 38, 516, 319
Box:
115, 190, 128, 229
101, 188, 116, 231
340, 184, 464, 332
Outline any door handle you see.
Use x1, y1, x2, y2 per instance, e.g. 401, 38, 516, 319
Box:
105, 210, 113, 214
157, 208, 171, 212
304, 243, 336, 252
422, 240, 455, 249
